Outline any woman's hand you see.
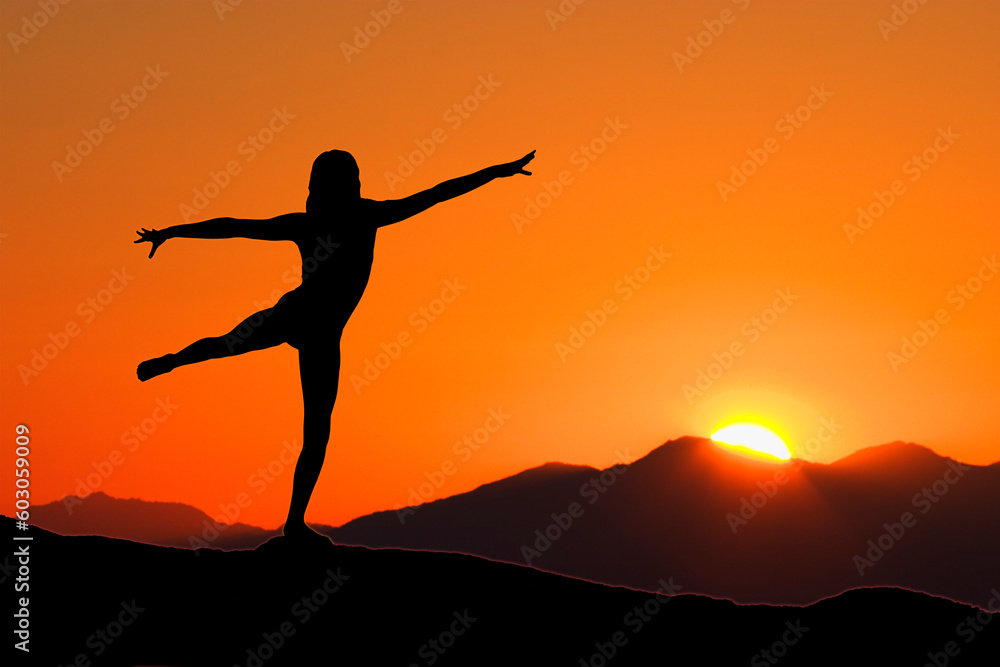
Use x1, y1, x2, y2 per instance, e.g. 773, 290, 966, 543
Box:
497, 150, 536, 177
134, 227, 167, 258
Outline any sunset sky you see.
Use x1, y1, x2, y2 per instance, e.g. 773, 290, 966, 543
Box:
2, 0, 998, 529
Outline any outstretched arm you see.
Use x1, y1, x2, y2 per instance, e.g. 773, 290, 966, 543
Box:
375, 150, 535, 228
134, 213, 306, 258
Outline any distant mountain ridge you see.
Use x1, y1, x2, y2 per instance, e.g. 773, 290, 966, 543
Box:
30, 437, 1000, 606
37, 491, 278, 548
331, 437, 1000, 606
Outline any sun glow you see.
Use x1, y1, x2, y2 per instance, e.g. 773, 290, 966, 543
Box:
711, 423, 792, 461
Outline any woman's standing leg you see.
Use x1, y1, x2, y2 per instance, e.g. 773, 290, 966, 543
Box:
283, 340, 341, 536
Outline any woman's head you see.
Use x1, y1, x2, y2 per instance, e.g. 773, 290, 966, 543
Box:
307, 150, 360, 213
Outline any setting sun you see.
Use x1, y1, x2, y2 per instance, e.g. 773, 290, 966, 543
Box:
711, 423, 792, 461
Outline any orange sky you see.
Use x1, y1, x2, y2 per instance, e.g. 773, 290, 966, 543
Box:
2, 0, 998, 529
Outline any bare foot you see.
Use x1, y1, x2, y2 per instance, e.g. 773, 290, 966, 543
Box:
137, 354, 176, 382
283, 520, 329, 541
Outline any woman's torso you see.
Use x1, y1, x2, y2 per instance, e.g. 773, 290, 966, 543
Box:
283, 203, 378, 331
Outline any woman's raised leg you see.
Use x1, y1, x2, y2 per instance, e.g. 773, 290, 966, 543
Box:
137, 305, 285, 381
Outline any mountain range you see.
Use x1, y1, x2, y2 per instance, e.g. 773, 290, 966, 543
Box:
31, 436, 1000, 607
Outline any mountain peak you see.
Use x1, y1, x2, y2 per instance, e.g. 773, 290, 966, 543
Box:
831, 440, 955, 471
34, 490, 272, 548
632, 435, 796, 472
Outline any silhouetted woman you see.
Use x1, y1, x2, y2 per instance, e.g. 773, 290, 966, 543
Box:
134, 149, 535, 537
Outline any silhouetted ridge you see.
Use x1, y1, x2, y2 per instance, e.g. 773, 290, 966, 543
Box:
9, 517, 999, 666
473, 460, 598, 490
329, 436, 1000, 605
832, 441, 960, 470
33, 491, 273, 548
628, 435, 709, 464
